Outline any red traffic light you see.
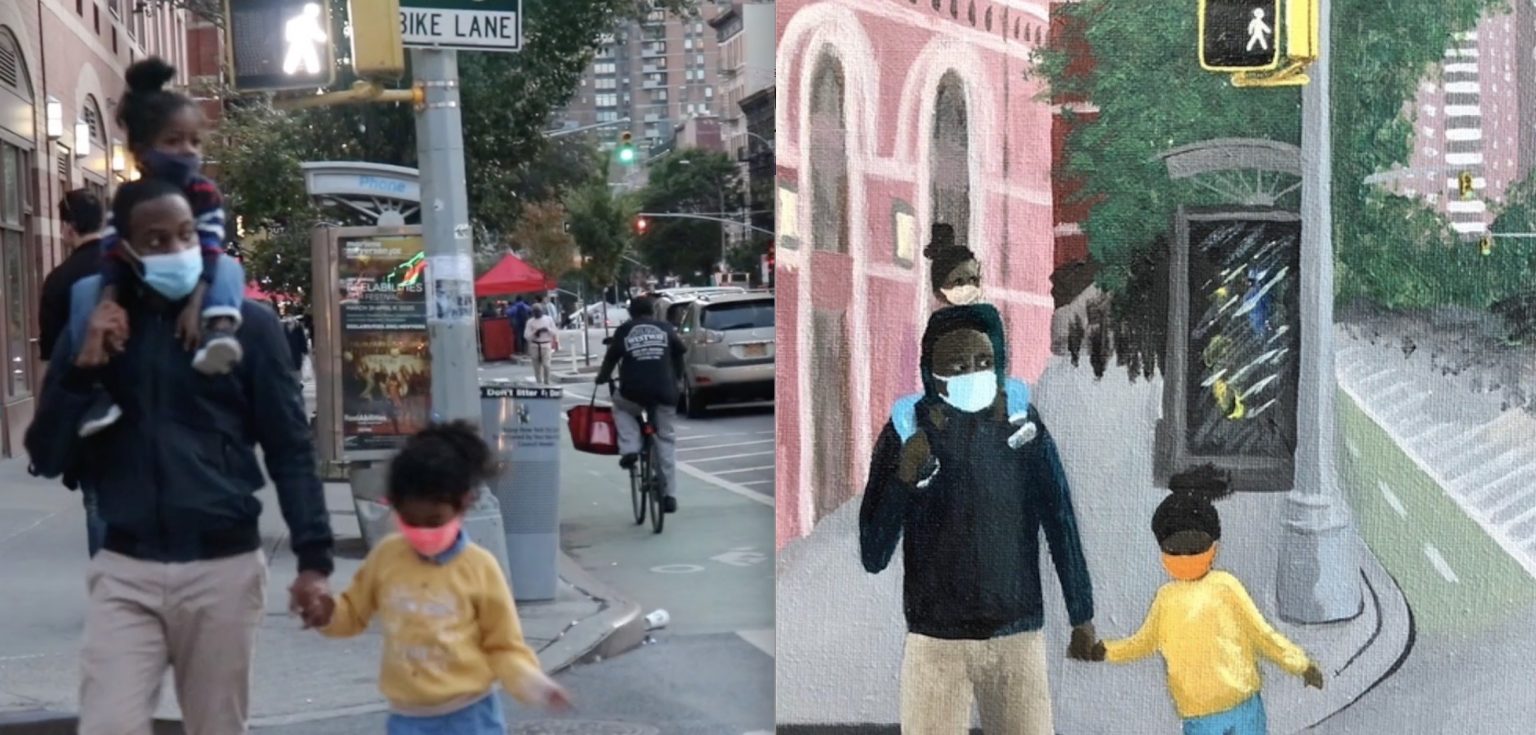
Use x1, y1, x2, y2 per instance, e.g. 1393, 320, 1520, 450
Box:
635, 216, 649, 233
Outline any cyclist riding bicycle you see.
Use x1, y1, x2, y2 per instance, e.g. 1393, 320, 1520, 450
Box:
595, 295, 687, 513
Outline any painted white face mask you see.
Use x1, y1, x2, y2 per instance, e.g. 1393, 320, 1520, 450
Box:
936, 370, 998, 413
941, 285, 982, 305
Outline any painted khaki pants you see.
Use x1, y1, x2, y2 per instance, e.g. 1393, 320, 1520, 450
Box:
79, 550, 268, 735
900, 630, 1054, 735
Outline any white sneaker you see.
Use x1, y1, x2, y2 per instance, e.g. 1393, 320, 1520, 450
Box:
80, 403, 123, 438
194, 335, 244, 375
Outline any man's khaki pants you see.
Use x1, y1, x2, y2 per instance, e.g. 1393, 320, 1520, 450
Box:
900, 630, 1054, 735
79, 550, 268, 735
531, 342, 554, 385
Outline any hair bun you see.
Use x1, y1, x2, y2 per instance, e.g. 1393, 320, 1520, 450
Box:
1167, 464, 1233, 501
125, 57, 177, 94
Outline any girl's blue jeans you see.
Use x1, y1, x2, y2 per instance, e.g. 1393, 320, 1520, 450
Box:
386, 694, 506, 735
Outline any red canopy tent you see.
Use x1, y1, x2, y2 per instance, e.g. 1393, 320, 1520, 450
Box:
475, 253, 555, 297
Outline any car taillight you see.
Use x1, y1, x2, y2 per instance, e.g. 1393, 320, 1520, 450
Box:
703, 330, 724, 344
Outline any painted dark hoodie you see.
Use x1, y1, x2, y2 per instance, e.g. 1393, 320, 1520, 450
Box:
859, 304, 1095, 639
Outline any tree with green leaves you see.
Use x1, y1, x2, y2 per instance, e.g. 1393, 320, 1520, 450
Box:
635, 149, 743, 282
512, 200, 579, 285
1038, 0, 1506, 309
565, 183, 635, 298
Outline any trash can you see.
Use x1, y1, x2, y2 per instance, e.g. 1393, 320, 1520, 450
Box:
480, 380, 564, 601
349, 460, 392, 551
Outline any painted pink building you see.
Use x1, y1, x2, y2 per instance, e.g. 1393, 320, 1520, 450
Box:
1387, 4, 1536, 236
774, 0, 1061, 549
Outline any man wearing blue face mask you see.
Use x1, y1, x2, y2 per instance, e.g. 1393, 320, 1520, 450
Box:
859, 303, 1098, 735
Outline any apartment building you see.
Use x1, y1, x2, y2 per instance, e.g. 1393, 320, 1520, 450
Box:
558, 2, 731, 154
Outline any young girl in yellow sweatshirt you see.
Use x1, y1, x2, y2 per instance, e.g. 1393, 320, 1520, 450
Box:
314, 421, 571, 734
1091, 479, 1324, 735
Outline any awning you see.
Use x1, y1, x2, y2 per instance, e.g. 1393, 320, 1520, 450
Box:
475, 253, 555, 297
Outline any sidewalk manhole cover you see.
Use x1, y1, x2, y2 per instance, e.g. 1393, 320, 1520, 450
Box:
512, 723, 658, 735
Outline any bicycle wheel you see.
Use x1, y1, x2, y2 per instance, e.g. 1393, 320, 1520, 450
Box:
629, 462, 645, 525
647, 439, 665, 534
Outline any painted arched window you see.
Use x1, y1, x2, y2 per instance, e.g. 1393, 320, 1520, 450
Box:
930, 72, 970, 252
808, 52, 848, 254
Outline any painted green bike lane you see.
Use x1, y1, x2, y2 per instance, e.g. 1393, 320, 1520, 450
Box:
1338, 389, 1536, 633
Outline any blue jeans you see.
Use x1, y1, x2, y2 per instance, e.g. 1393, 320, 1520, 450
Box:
386, 694, 505, 735
67, 254, 246, 356
82, 484, 105, 558
1183, 694, 1267, 735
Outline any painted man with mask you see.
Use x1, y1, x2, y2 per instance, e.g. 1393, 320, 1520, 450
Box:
859, 303, 1099, 735
888, 224, 1036, 450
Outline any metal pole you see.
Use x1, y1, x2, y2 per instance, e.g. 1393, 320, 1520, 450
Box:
1276, 0, 1361, 624
718, 179, 727, 283
414, 48, 479, 424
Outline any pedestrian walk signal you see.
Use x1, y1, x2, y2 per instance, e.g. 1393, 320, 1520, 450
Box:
224, 0, 337, 92
1199, 0, 1282, 72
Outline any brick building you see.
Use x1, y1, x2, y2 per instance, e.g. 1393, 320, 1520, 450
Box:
0, 0, 190, 456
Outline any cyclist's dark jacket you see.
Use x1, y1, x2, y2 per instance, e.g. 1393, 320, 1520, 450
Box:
858, 304, 1094, 640
596, 316, 686, 407
25, 278, 335, 575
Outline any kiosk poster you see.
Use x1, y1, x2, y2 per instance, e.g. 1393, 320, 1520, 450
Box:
337, 234, 430, 453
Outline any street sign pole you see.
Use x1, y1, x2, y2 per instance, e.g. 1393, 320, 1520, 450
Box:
414, 47, 480, 424
1276, 0, 1360, 624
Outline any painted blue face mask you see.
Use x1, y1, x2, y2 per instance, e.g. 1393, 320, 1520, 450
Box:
936, 370, 998, 413
131, 246, 203, 300
141, 150, 201, 186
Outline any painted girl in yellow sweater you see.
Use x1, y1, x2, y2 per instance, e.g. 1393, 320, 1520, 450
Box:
1090, 479, 1324, 735
314, 421, 571, 734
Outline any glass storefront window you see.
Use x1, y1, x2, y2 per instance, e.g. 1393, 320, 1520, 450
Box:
0, 143, 32, 400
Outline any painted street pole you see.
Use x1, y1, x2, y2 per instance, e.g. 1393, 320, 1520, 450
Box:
1277, 0, 1362, 624
414, 47, 480, 424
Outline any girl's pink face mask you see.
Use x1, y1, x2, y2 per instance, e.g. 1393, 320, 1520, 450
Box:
396, 516, 462, 557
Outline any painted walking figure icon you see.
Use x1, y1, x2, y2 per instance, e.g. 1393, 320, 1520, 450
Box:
283, 3, 328, 76
1246, 8, 1272, 51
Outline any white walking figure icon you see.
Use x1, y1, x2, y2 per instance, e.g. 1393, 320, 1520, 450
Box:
282, 3, 328, 76
1247, 8, 1273, 51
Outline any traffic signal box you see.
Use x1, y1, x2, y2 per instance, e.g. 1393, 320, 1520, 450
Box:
1199, 0, 1282, 72
1200, 0, 1318, 86
635, 216, 649, 234
617, 132, 637, 164
349, 0, 405, 80
225, 0, 338, 92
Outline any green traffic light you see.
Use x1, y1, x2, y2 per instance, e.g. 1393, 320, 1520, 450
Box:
618, 147, 636, 164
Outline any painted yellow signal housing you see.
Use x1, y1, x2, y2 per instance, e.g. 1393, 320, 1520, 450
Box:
1459, 171, 1475, 199
1285, 0, 1319, 60
1480, 236, 1493, 256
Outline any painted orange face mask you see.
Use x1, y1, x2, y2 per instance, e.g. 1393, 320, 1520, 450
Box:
1161, 546, 1217, 581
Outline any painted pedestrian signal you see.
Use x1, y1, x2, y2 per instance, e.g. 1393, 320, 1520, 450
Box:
1199, 0, 1282, 72
225, 0, 337, 92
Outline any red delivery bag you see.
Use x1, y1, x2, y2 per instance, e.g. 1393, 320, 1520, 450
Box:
568, 393, 620, 455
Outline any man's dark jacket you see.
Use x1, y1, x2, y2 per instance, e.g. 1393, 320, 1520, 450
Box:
859, 304, 1093, 640
37, 236, 102, 361
596, 317, 686, 407
25, 277, 335, 574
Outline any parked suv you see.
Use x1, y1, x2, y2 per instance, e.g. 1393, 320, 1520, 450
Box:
675, 291, 775, 417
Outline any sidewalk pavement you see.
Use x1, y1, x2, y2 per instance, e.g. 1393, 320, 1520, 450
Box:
0, 445, 645, 730
775, 356, 1412, 733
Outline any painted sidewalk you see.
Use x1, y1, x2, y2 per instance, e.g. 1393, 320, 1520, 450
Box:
776, 356, 1411, 734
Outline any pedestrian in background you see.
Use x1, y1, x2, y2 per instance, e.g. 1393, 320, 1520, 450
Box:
36, 188, 110, 557
285, 314, 310, 386
524, 305, 558, 385
314, 422, 571, 733
509, 296, 531, 355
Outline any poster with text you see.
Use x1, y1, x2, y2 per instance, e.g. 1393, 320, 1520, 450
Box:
337, 234, 431, 453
